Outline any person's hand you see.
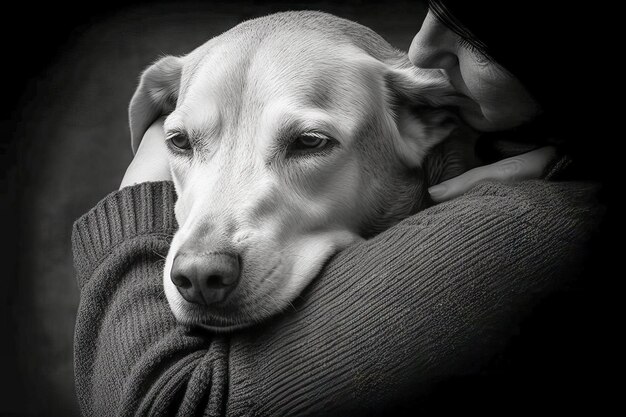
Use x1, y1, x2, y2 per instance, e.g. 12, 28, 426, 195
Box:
428, 146, 557, 203
120, 117, 172, 189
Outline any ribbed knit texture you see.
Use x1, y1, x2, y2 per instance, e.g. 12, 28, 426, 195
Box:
73, 182, 228, 417
72, 179, 602, 416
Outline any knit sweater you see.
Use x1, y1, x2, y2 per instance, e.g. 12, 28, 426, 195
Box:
72, 179, 602, 416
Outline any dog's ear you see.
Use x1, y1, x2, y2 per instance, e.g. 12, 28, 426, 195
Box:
129, 56, 183, 153
384, 66, 465, 168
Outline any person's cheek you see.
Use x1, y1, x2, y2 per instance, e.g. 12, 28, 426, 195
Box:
458, 58, 520, 129
443, 47, 538, 131
458, 53, 497, 102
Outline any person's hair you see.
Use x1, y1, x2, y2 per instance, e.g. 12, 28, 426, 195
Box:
428, 0, 492, 61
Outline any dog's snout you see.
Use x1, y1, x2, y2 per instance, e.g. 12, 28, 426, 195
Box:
171, 252, 240, 306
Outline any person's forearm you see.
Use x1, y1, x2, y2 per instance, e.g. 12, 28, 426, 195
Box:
73, 182, 228, 416
227, 180, 602, 416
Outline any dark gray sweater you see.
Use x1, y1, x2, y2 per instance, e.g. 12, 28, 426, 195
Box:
72, 179, 602, 416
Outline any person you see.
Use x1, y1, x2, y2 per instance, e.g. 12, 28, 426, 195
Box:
407, 0, 606, 201
73, 2, 607, 415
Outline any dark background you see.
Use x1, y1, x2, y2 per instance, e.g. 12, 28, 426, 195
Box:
0, 1, 616, 416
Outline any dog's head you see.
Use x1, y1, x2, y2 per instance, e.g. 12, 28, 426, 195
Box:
129, 11, 474, 330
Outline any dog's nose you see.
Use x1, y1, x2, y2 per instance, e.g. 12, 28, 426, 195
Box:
170, 252, 240, 306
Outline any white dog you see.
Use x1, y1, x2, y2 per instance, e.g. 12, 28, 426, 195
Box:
129, 11, 474, 331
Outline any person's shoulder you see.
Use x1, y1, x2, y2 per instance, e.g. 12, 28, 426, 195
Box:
463, 180, 601, 214
431, 180, 603, 242
393, 180, 603, 246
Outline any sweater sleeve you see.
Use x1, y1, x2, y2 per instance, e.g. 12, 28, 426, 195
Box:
73, 180, 602, 417
226, 180, 603, 416
72, 182, 228, 417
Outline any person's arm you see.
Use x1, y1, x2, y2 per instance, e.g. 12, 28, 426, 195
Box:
224, 179, 602, 416
120, 117, 171, 188
73, 178, 602, 416
73, 181, 231, 416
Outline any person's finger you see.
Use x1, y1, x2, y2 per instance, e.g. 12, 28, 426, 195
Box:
428, 146, 557, 203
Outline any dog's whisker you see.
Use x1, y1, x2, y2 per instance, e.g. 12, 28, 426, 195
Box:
151, 249, 168, 260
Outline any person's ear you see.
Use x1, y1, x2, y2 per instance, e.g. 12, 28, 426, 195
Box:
129, 56, 183, 153
384, 66, 465, 168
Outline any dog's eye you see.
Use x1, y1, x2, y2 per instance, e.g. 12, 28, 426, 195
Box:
291, 133, 330, 151
167, 132, 191, 150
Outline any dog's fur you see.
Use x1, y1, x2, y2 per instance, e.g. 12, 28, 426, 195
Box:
129, 11, 475, 330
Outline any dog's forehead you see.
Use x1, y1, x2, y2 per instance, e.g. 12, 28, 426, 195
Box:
248, 32, 381, 100
174, 28, 385, 137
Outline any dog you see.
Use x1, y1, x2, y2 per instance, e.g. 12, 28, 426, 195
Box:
129, 11, 475, 331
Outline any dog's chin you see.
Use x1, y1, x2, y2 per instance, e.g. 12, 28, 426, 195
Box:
173, 304, 264, 333
165, 272, 314, 331
163, 283, 279, 331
